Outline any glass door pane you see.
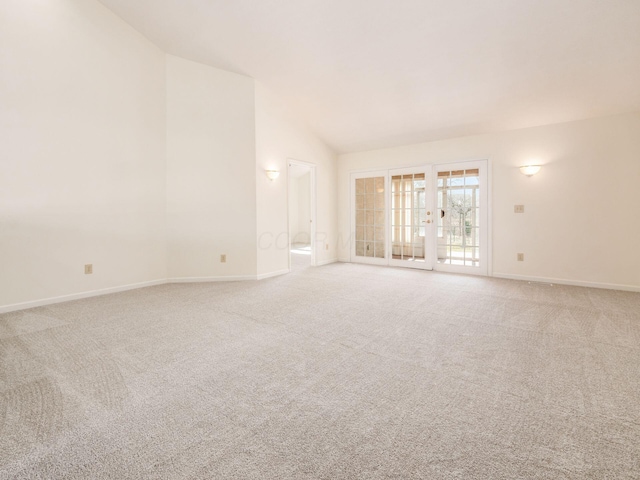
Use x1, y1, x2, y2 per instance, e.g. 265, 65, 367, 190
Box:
436, 165, 485, 272
353, 173, 386, 263
390, 170, 430, 269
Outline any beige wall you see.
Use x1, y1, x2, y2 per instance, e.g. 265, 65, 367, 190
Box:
255, 83, 338, 276
0, 1, 338, 310
338, 112, 640, 290
165, 55, 257, 279
0, 0, 167, 309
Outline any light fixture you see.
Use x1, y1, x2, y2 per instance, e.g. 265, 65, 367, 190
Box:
519, 165, 541, 176
265, 170, 280, 181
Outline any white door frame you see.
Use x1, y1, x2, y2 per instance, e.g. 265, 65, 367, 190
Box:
287, 159, 317, 269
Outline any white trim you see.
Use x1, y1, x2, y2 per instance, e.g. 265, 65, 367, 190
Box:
315, 258, 338, 266
492, 273, 640, 293
486, 159, 493, 277
168, 275, 257, 283
257, 269, 290, 280
0, 279, 167, 314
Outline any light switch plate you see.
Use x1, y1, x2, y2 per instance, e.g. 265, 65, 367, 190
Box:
514, 205, 525, 213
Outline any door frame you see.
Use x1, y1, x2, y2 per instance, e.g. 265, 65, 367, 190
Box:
287, 159, 317, 270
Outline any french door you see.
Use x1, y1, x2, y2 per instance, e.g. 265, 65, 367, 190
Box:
388, 167, 434, 270
433, 160, 488, 275
351, 171, 388, 265
351, 160, 488, 275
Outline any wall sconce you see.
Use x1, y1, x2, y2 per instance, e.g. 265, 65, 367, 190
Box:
519, 165, 541, 176
265, 170, 280, 181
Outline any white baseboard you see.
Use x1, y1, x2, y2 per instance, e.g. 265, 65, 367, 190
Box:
257, 269, 290, 280
167, 275, 257, 283
0, 279, 167, 314
315, 258, 338, 266
492, 273, 640, 293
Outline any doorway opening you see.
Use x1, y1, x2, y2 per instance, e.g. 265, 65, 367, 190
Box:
288, 161, 316, 272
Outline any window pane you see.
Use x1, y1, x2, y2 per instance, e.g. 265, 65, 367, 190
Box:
374, 176, 384, 193
365, 178, 375, 193
365, 193, 374, 209
354, 175, 386, 259
365, 210, 374, 225
365, 225, 374, 242
365, 242, 374, 257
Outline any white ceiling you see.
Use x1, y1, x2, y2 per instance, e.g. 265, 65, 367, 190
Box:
98, 0, 640, 153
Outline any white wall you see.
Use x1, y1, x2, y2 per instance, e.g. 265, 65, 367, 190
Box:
165, 55, 257, 279
0, 2, 340, 310
0, 0, 167, 309
338, 112, 640, 290
255, 83, 338, 276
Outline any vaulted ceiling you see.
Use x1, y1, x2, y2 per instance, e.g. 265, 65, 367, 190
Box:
98, 0, 640, 153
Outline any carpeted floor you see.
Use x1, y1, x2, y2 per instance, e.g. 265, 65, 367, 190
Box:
1, 263, 640, 479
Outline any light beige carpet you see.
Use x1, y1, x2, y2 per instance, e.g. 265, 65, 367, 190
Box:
1, 263, 639, 479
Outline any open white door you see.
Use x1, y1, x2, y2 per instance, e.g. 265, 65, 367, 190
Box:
433, 160, 488, 276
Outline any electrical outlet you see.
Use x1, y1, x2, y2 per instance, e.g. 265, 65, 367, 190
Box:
220, 254, 226, 263
325, 244, 329, 250
84, 264, 93, 274
517, 253, 524, 262
514, 205, 525, 213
